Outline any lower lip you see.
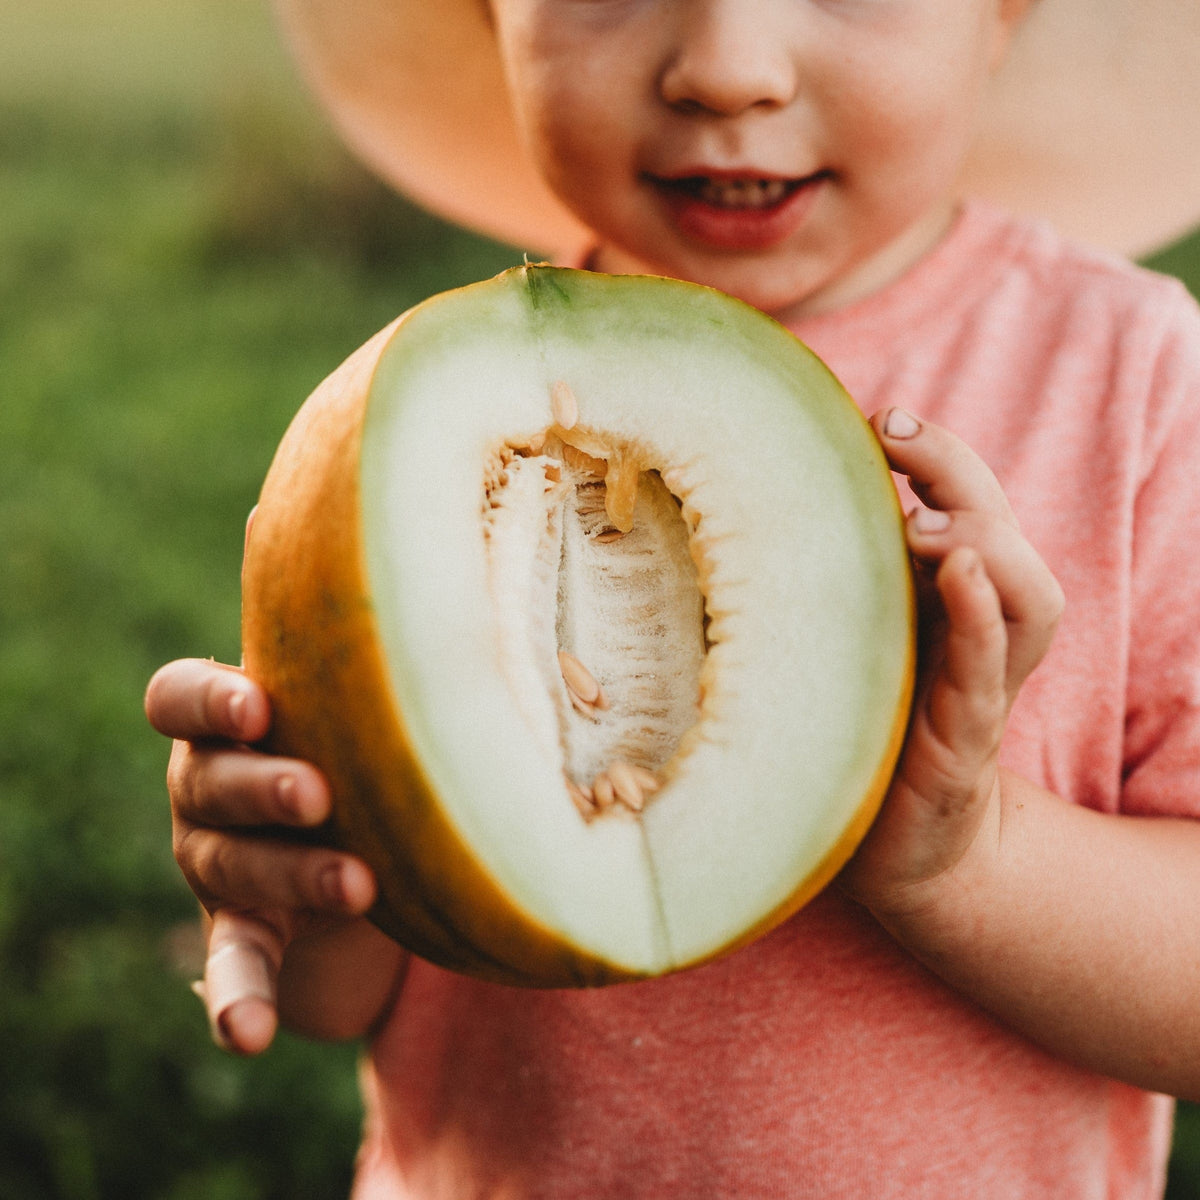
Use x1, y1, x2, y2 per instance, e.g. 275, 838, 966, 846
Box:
654, 175, 827, 252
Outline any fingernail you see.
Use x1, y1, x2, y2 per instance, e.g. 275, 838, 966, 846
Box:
275, 774, 305, 822
214, 1008, 237, 1052
226, 685, 248, 733
912, 507, 951, 534
321, 865, 346, 908
884, 407, 921, 439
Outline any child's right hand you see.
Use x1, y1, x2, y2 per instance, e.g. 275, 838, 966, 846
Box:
144, 657, 377, 1054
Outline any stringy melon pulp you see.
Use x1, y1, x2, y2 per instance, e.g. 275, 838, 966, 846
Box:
482, 421, 709, 823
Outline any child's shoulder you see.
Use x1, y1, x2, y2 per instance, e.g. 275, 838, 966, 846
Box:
973, 201, 1199, 330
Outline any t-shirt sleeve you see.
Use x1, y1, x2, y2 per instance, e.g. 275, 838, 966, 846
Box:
1121, 283, 1200, 816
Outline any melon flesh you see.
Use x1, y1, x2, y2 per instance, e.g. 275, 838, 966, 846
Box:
242, 265, 914, 987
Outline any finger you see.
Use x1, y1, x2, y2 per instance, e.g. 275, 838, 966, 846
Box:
924, 547, 1009, 759
905, 507, 1064, 693
873, 408, 1016, 526
197, 908, 290, 1055
838, 551, 1005, 911
169, 740, 331, 829
839, 549, 1011, 916
174, 821, 377, 917
145, 658, 270, 744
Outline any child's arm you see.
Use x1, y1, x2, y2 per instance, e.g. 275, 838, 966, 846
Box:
845, 407, 1200, 1101
145, 657, 406, 1055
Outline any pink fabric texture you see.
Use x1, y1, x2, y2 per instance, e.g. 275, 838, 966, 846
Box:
351, 204, 1200, 1199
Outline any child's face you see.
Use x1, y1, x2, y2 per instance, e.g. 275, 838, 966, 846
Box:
489, 0, 1028, 320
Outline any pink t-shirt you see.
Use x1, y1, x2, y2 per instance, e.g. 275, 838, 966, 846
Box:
352, 204, 1200, 1199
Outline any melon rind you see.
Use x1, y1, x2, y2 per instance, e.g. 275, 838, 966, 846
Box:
241, 265, 914, 988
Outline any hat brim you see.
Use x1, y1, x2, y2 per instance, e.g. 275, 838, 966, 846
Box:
960, 0, 1200, 259
273, 0, 1200, 260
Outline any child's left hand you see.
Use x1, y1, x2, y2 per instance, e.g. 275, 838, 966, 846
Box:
841, 407, 1065, 932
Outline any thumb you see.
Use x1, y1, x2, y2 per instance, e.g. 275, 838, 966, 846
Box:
194, 908, 291, 1055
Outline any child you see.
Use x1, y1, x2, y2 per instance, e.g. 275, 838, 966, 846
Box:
146, 1, 1200, 1195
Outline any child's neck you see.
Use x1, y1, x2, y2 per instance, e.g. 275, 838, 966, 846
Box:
780, 201, 959, 323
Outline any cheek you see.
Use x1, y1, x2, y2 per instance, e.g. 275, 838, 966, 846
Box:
824, 12, 994, 187
524, 96, 600, 201
499, 13, 630, 167
834, 65, 985, 193
525, 77, 633, 205
494, 14, 579, 175
503, 12, 648, 197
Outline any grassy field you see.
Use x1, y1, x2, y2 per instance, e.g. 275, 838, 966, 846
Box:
2, 3, 1198, 1197
0, 3, 517, 1196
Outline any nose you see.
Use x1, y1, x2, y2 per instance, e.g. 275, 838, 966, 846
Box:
659, 0, 798, 116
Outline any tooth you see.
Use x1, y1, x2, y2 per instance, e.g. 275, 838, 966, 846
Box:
697, 178, 788, 210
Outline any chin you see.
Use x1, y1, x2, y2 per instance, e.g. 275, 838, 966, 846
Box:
584, 224, 820, 320
667, 262, 820, 322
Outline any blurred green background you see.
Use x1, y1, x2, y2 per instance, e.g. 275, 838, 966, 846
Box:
1, 2, 517, 1196
2, 2, 1198, 1197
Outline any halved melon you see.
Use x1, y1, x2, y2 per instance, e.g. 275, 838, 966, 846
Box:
241, 265, 914, 988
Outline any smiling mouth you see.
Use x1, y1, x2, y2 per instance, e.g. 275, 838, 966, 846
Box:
650, 173, 828, 211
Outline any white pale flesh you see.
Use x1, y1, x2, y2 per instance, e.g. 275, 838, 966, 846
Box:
360, 273, 910, 975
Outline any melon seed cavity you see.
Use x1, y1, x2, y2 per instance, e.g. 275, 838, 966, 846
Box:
481, 383, 708, 821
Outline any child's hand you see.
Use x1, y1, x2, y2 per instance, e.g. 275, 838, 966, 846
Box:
841, 408, 1064, 933
144, 657, 377, 1054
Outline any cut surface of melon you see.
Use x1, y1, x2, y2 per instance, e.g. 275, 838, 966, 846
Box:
356, 267, 912, 978
242, 266, 913, 987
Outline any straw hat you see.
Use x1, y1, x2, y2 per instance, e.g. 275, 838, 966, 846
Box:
272, 0, 1200, 261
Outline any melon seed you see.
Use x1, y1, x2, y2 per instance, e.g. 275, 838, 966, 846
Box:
551, 380, 579, 430
566, 777, 597, 819
558, 650, 603, 705
629, 764, 662, 795
607, 760, 646, 812
592, 773, 616, 811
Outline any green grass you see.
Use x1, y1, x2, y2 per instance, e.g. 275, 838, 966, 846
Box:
2, 2, 1199, 1196
0, 2, 518, 1196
